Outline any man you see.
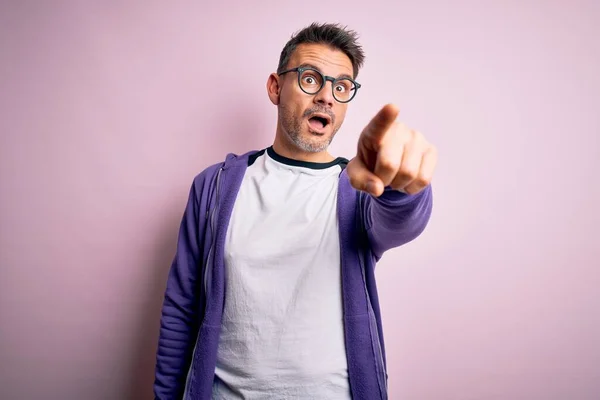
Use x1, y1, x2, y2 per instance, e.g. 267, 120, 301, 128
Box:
154, 22, 436, 400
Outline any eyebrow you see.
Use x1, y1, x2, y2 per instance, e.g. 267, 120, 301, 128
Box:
298, 63, 354, 80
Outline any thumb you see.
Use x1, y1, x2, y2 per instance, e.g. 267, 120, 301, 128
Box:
346, 157, 385, 197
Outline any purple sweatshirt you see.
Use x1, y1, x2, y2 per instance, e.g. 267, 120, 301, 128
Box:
153, 149, 433, 400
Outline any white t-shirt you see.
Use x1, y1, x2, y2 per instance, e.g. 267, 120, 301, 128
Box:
212, 147, 351, 399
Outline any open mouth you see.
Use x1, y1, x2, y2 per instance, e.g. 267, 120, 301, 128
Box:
307, 114, 331, 131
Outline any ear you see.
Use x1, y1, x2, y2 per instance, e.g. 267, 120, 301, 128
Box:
266, 73, 281, 105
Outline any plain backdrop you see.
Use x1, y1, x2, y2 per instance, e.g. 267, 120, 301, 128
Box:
1, 1, 599, 399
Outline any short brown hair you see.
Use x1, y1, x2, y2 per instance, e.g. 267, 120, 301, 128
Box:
277, 22, 365, 79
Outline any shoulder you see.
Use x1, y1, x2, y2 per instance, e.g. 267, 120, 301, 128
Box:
189, 148, 264, 193
191, 161, 222, 187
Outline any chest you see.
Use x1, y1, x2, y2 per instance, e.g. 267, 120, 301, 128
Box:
225, 163, 341, 262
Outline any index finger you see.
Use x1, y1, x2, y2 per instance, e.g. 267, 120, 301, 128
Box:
362, 103, 400, 141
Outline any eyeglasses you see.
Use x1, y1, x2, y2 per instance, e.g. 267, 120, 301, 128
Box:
278, 66, 361, 103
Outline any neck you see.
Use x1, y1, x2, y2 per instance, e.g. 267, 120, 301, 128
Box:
272, 134, 335, 163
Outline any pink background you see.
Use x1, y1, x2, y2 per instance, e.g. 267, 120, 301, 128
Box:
1, 1, 599, 399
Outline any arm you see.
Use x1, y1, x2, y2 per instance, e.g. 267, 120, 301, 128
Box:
363, 185, 433, 259
153, 180, 204, 400
347, 104, 437, 258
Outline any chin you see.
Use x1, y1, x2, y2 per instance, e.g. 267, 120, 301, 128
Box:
294, 130, 333, 153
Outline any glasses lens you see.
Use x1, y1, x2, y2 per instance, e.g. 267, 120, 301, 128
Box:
332, 78, 357, 102
299, 69, 323, 94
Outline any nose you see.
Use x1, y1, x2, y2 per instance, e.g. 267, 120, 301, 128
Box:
313, 80, 335, 108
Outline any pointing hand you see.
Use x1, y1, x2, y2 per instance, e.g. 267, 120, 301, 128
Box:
346, 104, 437, 197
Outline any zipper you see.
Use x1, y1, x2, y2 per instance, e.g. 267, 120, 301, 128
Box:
204, 167, 223, 301
183, 166, 224, 400
357, 192, 388, 399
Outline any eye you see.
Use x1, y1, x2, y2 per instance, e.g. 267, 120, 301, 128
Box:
302, 75, 319, 85
334, 79, 354, 94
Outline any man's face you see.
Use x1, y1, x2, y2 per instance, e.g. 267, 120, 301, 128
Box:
274, 43, 355, 153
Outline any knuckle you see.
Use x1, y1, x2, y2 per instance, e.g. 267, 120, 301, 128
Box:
410, 130, 429, 148
405, 186, 421, 195
397, 123, 410, 136
379, 157, 400, 172
398, 164, 418, 179
373, 139, 385, 150
415, 173, 431, 187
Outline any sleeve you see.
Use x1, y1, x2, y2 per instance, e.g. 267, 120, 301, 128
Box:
363, 184, 433, 259
153, 179, 205, 400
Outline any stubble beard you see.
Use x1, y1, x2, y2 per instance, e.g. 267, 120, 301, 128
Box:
278, 104, 339, 153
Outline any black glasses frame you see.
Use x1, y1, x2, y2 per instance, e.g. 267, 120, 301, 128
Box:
278, 66, 361, 103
